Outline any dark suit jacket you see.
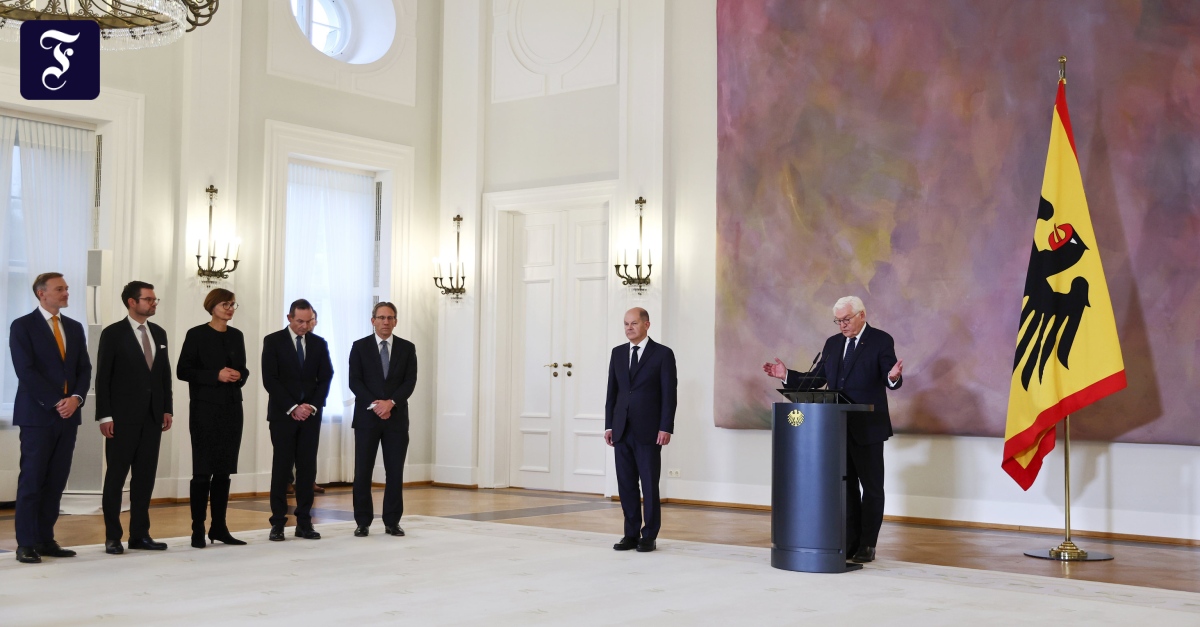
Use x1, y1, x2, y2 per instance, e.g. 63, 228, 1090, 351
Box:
605, 338, 677, 445
176, 324, 249, 405
9, 309, 92, 427
261, 328, 333, 420
786, 324, 902, 445
348, 334, 417, 431
95, 318, 173, 423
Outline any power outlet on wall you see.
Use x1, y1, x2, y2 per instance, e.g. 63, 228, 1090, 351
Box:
667, 469, 681, 478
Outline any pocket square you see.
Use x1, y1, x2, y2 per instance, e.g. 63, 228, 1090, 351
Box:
159, 345, 166, 349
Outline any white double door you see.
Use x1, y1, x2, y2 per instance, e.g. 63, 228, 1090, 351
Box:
509, 206, 610, 494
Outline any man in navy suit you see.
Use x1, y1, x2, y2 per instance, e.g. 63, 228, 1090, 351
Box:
348, 301, 417, 538
765, 296, 904, 564
605, 307, 677, 553
8, 273, 92, 564
262, 299, 333, 541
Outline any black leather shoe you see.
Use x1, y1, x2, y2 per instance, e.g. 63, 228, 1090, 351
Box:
105, 539, 124, 555
269, 525, 285, 541
34, 541, 76, 558
851, 546, 876, 563
354, 526, 370, 537
613, 537, 638, 551
15, 546, 41, 563
384, 525, 405, 537
636, 539, 657, 552
127, 537, 168, 551
295, 525, 321, 540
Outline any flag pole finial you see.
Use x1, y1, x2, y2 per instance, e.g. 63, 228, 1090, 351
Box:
1058, 56, 1067, 85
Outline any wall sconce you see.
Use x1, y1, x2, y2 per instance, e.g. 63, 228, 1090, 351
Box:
434, 214, 467, 300
195, 185, 241, 286
614, 196, 652, 294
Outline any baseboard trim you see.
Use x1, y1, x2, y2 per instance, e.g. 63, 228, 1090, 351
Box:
430, 482, 477, 489
883, 514, 1200, 547
643, 497, 1200, 547
659, 497, 770, 511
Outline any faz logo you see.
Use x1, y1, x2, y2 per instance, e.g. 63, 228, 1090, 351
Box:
20, 21, 100, 101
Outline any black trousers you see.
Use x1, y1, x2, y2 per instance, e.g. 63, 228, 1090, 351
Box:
352, 425, 408, 528
846, 440, 885, 551
269, 416, 321, 527
614, 438, 662, 540
102, 412, 162, 541
15, 421, 77, 546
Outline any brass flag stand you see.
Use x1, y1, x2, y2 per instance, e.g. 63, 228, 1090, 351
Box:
1024, 415, 1113, 562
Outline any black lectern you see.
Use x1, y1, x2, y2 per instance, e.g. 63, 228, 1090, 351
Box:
771, 389, 872, 573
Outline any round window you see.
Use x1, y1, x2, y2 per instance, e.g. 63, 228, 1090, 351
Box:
289, 0, 396, 65
291, 0, 350, 57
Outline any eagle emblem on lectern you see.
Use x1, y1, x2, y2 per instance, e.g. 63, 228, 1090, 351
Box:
787, 409, 804, 427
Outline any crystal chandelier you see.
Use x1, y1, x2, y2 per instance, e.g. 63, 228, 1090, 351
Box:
0, 1, 219, 51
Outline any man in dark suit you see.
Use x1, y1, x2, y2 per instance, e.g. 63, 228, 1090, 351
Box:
8, 273, 92, 564
262, 299, 333, 541
605, 307, 677, 553
765, 296, 904, 564
95, 281, 173, 554
348, 302, 417, 537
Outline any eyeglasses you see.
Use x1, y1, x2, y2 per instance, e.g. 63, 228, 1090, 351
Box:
374, 316, 397, 322
833, 311, 863, 326
138, 297, 162, 305
218, 302, 239, 310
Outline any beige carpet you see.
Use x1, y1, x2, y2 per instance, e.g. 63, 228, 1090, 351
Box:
1, 516, 1197, 626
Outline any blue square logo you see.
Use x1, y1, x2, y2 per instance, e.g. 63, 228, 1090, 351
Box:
20, 21, 100, 101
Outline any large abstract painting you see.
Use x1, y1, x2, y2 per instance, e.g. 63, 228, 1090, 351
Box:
715, 0, 1200, 445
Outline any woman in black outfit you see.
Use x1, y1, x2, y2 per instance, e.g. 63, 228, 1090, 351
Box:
177, 288, 249, 548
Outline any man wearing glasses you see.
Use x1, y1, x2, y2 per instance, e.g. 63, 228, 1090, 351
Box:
95, 281, 173, 554
763, 296, 903, 564
348, 302, 417, 538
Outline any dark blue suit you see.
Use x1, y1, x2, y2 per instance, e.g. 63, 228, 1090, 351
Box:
348, 334, 417, 528
9, 308, 92, 547
605, 338, 677, 540
786, 324, 902, 551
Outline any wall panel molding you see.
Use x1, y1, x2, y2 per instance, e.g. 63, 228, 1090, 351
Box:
491, 0, 619, 102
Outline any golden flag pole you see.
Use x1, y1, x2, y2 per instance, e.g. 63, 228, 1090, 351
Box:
1024, 415, 1112, 561
1022, 57, 1113, 563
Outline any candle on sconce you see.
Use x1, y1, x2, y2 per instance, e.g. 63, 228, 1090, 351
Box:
225, 242, 231, 260
637, 248, 642, 267
459, 262, 464, 279
432, 258, 440, 278
648, 249, 652, 266
196, 240, 201, 257
234, 244, 241, 261
209, 240, 216, 257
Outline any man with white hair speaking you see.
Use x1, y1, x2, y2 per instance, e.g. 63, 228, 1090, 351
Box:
763, 296, 903, 564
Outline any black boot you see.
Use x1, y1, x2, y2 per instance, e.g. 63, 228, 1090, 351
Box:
207, 475, 246, 546
190, 477, 210, 548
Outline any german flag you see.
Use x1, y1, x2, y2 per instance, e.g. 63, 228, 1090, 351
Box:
1003, 79, 1126, 490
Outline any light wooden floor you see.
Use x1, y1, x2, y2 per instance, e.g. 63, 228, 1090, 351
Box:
2, 485, 1197, 593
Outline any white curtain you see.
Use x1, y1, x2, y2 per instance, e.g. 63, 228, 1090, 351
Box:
284, 162, 375, 481
0, 117, 95, 425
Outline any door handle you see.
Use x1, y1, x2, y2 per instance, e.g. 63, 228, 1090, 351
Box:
543, 363, 558, 368
562, 362, 573, 368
